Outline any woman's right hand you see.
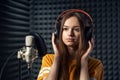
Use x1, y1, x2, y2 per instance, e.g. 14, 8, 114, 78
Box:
52, 33, 60, 57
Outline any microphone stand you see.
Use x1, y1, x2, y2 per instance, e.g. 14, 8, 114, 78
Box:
18, 59, 22, 80
28, 66, 32, 80
27, 55, 38, 80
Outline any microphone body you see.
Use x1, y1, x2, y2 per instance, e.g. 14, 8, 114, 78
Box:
17, 35, 38, 68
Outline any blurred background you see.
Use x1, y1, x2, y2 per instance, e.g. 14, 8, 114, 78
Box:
0, 0, 120, 80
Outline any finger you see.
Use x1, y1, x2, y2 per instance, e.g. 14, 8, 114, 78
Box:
52, 33, 56, 45
52, 33, 58, 54
52, 33, 56, 48
84, 41, 92, 57
52, 33, 54, 43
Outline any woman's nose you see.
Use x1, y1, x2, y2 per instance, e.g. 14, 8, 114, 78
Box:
68, 29, 74, 36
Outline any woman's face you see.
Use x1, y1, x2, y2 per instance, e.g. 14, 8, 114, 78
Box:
62, 16, 81, 47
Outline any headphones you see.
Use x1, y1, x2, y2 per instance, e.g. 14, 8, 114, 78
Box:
54, 9, 94, 41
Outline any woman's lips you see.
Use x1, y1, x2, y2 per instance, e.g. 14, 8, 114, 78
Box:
66, 38, 75, 42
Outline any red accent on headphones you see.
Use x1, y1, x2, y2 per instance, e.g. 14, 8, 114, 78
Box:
54, 9, 94, 32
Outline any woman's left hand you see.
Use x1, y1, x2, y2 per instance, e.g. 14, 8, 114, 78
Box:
81, 38, 94, 65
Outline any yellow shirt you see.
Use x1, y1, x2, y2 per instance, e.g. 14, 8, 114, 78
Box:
37, 54, 104, 80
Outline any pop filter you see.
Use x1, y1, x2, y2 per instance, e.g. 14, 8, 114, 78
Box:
29, 32, 47, 57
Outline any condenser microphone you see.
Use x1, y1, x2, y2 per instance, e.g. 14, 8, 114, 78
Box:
17, 35, 38, 68
25, 35, 35, 63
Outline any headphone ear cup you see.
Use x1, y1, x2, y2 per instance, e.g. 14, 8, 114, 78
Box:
85, 27, 92, 41
55, 21, 61, 40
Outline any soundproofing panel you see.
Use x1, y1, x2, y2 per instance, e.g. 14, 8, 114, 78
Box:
0, 0, 30, 80
30, 0, 120, 80
0, 0, 120, 80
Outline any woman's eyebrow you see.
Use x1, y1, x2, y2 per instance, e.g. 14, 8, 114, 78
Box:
63, 25, 81, 29
63, 25, 80, 28
63, 25, 69, 27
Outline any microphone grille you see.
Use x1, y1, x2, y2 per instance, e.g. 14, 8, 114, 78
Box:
25, 35, 35, 46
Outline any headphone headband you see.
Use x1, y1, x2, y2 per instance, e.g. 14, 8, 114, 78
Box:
54, 9, 94, 32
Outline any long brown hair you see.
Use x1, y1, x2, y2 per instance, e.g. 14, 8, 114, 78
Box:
58, 12, 91, 80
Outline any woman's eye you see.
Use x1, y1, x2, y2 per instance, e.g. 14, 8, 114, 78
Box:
63, 27, 68, 31
74, 28, 80, 32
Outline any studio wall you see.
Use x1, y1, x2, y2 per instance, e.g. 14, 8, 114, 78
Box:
0, 0, 119, 80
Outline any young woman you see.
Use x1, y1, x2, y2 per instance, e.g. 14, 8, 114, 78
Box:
37, 9, 104, 80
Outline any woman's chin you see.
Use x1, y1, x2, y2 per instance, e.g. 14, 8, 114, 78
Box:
65, 42, 78, 47
66, 43, 75, 47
